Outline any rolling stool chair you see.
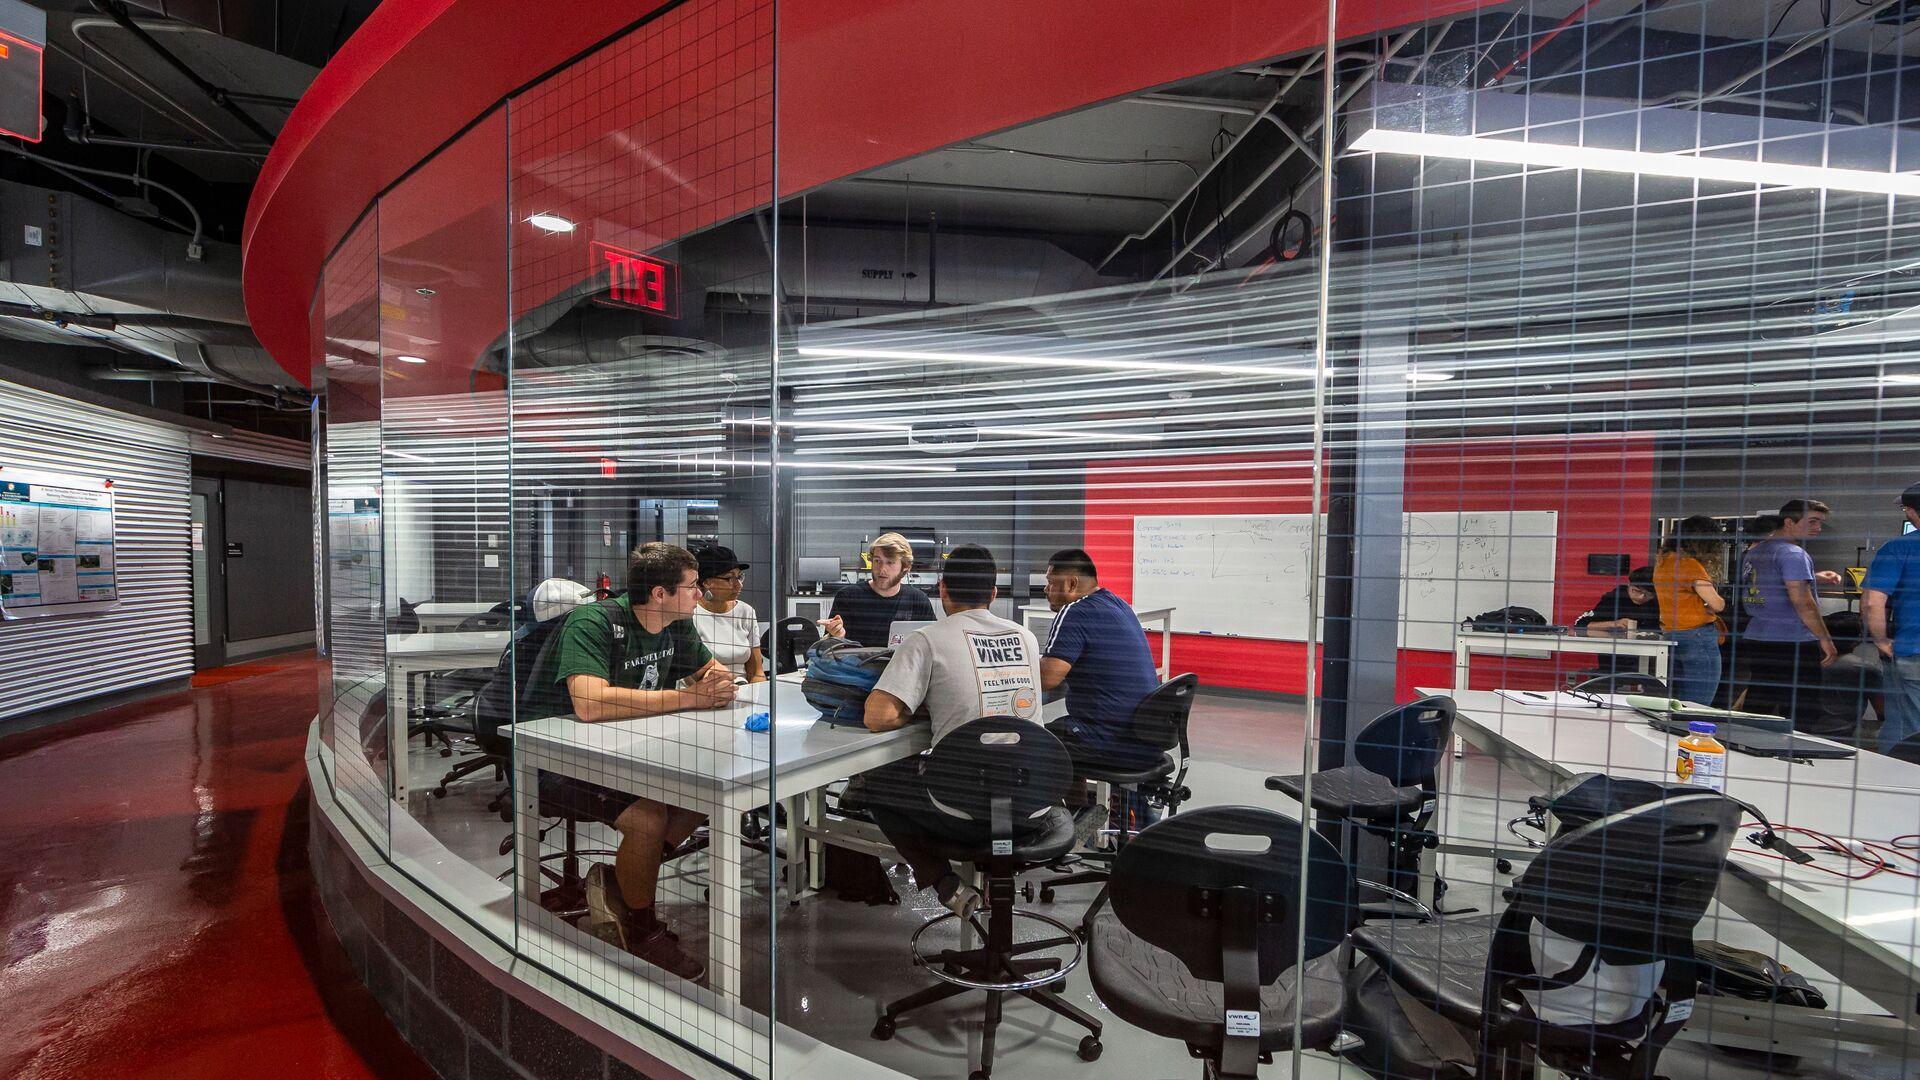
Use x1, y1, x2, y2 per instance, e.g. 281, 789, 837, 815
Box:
1350, 790, 1737, 1080
1084, 806, 1359, 1079
1569, 673, 1670, 698
1030, 673, 1199, 902
867, 717, 1103, 1078
763, 616, 823, 674
498, 810, 615, 919
1265, 696, 1455, 905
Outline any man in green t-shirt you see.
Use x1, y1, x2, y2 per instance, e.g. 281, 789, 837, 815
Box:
544, 542, 735, 981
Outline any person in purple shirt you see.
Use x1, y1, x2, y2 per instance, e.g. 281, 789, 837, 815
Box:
1737, 499, 1839, 729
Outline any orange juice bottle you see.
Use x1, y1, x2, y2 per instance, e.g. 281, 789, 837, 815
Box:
1675, 721, 1726, 792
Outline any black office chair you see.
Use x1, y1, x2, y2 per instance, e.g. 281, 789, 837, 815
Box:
1350, 790, 1738, 1080
1086, 806, 1358, 1078
1570, 673, 1670, 698
387, 597, 421, 635
764, 616, 822, 675
1031, 673, 1199, 901
1266, 696, 1456, 899
867, 717, 1103, 1078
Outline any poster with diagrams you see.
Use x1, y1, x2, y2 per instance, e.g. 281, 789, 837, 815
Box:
0, 467, 119, 615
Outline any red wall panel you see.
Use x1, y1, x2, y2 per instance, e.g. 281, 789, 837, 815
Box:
1083, 436, 1658, 698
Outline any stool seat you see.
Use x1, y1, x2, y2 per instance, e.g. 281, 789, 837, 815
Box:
1268, 764, 1429, 822
871, 804, 1077, 865
1076, 752, 1176, 788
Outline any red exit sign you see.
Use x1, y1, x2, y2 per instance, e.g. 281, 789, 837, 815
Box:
591, 241, 678, 318
0, 28, 44, 143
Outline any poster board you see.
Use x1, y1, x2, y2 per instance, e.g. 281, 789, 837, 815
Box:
0, 466, 119, 618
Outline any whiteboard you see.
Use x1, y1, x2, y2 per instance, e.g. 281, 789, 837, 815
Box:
1396, 511, 1559, 652
1132, 515, 1322, 640
1130, 511, 1558, 647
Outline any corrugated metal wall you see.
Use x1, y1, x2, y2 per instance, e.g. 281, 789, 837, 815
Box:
0, 379, 194, 720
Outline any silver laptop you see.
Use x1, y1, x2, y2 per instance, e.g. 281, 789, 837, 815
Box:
886, 620, 934, 648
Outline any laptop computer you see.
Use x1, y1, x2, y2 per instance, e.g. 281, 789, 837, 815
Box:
886, 620, 935, 648
1641, 713, 1856, 760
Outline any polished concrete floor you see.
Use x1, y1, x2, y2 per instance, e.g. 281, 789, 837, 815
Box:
0, 654, 432, 1080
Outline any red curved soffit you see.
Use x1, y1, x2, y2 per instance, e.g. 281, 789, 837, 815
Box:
245, 0, 1499, 385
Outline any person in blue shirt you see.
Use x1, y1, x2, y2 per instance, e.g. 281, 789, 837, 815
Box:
1040, 549, 1163, 834
1866, 484, 1920, 752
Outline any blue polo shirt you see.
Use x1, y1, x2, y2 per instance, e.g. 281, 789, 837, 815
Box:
1866, 533, 1920, 657
1045, 588, 1160, 764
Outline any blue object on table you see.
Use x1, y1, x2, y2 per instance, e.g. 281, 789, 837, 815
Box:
743, 711, 770, 732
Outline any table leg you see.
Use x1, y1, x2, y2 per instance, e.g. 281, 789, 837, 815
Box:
709, 806, 743, 1001
389, 665, 411, 807
513, 756, 541, 905
1452, 641, 1471, 760
1158, 617, 1171, 683
806, 788, 826, 891
782, 793, 806, 906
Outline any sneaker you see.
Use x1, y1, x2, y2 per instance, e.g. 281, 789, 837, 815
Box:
584, 865, 706, 981
1071, 802, 1107, 848
934, 874, 983, 921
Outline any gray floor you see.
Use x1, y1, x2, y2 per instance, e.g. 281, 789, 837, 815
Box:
405, 693, 1911, 1080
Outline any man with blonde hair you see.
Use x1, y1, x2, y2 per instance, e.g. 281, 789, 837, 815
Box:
821, 531, 935, 647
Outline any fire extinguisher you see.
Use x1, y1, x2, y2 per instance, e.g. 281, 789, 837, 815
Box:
595, 572, 612, 598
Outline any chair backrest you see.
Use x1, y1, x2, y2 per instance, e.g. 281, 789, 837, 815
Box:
1129, 672, 1199, 753
388, 597, 421, 635
1353, 695, 1456, 787
1572, 672, 1670, 698
764, 616, 822, 674
918, 717, 1073, 836
1499, 790, 1737, 973
1109, 806, 1353, 985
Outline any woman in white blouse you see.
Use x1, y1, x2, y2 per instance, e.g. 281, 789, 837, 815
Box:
691, 544, 765, 682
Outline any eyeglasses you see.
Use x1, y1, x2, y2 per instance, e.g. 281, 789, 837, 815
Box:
711, 572, 746, 584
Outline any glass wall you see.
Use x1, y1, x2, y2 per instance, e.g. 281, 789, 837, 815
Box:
308, 2, 1920, 1078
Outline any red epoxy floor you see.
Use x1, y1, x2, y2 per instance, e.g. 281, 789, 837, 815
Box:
0, 654, 434, 1080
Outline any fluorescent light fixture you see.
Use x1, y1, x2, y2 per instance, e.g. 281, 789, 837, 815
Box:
395, 354, 427, 364
1884, 373, 1920, 385
527, 213, 576, 233
1349, 128, 1920, 198
623, 454, 956, 474
1405, 371, 1455, 383
795, 345, 1317, 379
722, 417, 1162, 442
1847, 906, 1920, 927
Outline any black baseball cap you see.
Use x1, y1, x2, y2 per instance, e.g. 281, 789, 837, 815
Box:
1903, 483, 1920, 514
696, 544, 749, 580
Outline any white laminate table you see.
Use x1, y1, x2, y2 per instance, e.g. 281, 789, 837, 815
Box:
1020, 604, 1176, 682
385, 630, 512, 806
511, 676, 931, 1001
412, 601, 500, 631
1429, 686, 1920, 1040
1451, 629, 1673, 691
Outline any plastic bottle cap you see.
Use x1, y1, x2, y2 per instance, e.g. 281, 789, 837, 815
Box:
1688, 720, 1716, 735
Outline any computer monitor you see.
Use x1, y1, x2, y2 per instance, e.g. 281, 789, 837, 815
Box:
880, 526, 940, 568
796, 556, 843, 589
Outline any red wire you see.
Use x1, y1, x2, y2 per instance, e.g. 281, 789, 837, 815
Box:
1737, 821, 1920, 882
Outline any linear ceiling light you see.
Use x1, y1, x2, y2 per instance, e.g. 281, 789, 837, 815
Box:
1349, 128, 1920, 198
722, 417, 1163, 442
794, 345, 1318, 379
395, 354, 427, 364
624, 454, 956, 474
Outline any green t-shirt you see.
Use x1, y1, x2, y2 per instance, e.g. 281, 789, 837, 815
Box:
550, 596, 713, 692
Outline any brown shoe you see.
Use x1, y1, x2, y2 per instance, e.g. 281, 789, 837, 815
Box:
584, 865, 705, 981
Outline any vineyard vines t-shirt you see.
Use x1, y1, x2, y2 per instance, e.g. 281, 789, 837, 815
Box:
872, 608, 1043, 745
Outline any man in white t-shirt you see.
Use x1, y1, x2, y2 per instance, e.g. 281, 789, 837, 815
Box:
858, 544, 1044, 917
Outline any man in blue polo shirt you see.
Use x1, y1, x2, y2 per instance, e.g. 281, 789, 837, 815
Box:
1866, 483, 1920, 752
1040, 549, 1162, 832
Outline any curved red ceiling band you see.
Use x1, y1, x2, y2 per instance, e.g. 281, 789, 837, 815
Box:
245, 0, 1499, 385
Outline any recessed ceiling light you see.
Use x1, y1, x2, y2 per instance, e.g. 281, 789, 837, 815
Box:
396, 354, 427, 364
528, 213, 576, 233
414, 287, 436, 297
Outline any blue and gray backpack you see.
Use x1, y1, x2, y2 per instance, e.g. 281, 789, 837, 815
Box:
801, 638, 896, 726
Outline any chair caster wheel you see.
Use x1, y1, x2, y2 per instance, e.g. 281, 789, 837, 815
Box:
871, 1017, 896, 1041
1496, 858, 1514, 874
439, 747, 453, 758
1042, 978, 1066, 993
1020, 881, 1035, 902
432, 786, 448, 799
1078, 1036, 1103, 1061
1039, 886, 1056, 904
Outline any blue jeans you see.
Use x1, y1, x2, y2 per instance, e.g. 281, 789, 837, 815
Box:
1878, 653, 1920, 754
1668, 625, 1723, 706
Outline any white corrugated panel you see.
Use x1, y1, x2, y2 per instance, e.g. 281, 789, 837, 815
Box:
190, 429, 312, 472
0, 378, 193, 720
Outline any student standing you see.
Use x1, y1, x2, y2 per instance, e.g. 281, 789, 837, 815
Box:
1654, 515, 1729, 706
1738, 501, 1839, 727
820, 531, 936, 646
1866, 484, 1920, 752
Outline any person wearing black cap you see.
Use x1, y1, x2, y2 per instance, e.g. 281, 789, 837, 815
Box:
691, 543, 764, 682
1866, 484, 1920, 750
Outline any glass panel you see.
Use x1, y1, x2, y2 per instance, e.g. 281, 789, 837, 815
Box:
506, 0, 775, 1072
320, 208, 390, 851
192, 491, 210, 648
379, 107, 516, 943
1323, 2, 1920, 1078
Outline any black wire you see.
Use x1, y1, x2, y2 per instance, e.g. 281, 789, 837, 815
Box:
1770, 0, 1805, 38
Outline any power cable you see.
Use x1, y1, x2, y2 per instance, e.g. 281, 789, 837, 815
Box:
0, 140, 203, 256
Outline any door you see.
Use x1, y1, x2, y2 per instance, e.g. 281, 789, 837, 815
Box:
191, 477, 227, 669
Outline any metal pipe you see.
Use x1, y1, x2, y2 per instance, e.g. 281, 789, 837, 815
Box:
1483, 0, 1607, 89
90, 1, 278, 144
1134, 94, 1321, 167
841, 176, 1175, 208
1151, 29, 1421, 284
54, 33, 238, 147
65, 126, 269, 160
1688, 0, 1905, 107
0, 141, 204, 253
1094, 54, 1323, 272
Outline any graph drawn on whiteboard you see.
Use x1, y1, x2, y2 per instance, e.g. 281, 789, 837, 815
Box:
1132, 515, 1322, 640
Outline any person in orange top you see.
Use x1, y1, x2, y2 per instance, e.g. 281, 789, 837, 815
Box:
1654, 514, 1729, 705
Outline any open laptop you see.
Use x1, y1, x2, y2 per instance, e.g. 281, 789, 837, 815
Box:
1639, 713, 1856, 760
886, 620, 935, 648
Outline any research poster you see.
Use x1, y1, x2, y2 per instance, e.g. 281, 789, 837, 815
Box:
0, 468, 119, 613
